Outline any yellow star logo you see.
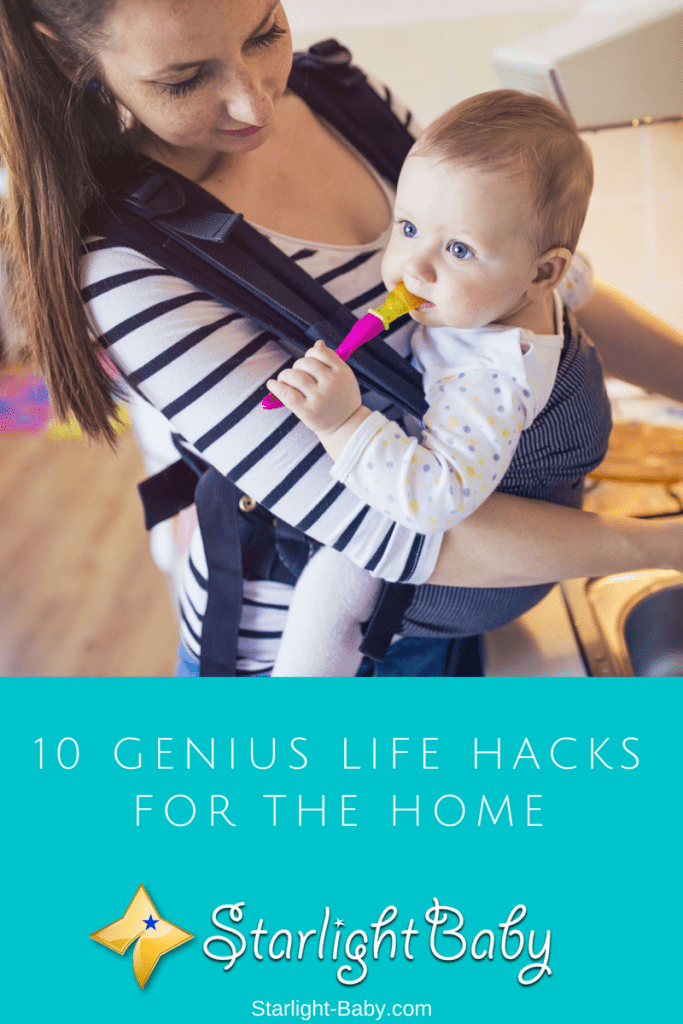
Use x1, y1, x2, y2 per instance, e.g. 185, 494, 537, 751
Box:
90, 884, 193, 988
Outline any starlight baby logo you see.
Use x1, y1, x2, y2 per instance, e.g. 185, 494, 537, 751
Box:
90, 884, 193, 988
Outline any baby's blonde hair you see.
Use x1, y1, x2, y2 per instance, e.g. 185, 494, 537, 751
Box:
412, 90, 593, 254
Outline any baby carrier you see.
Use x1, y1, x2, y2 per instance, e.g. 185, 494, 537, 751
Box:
83, 41, 611, 676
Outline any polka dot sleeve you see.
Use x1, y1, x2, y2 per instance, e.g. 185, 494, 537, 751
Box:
330, 367, 535, 533
558, 251, 594, 311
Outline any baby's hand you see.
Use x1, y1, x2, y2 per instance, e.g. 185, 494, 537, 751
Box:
267, 340, 364, 438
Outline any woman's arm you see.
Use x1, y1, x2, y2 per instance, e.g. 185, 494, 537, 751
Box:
427, 490, 683, 588
575, 279, 683, 401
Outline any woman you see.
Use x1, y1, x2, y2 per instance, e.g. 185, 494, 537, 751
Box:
2, 0, 682, 675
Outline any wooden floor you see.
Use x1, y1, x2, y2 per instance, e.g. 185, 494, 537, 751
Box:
0, 425, 179, 677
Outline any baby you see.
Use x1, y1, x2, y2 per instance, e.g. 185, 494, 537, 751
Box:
267, 89, 599, 676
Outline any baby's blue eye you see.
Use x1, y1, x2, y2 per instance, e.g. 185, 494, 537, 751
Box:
401, 221, 418, 238
448, 241, 473, 260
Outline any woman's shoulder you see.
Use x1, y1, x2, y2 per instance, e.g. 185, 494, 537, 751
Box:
292, 42, 423, 141
80, 235, 174, 294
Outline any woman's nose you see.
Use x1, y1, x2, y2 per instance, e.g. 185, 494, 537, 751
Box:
223, 64, 274, 126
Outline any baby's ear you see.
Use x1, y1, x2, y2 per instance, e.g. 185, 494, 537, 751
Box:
528, 248, 572, 299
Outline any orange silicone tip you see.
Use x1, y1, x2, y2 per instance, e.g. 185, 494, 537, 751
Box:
367, 282, 425, 330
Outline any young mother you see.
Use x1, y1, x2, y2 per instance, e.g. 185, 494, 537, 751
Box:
2, 0, 682, 675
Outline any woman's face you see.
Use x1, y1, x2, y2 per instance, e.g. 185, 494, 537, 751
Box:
95, 0, 292, 159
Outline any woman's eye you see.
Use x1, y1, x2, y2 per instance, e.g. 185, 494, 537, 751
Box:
448, 241, 474, 260
401, 221, 418, 238
160, 66, 210, 98
159, 21, 286, 98
247, 21, 287, 51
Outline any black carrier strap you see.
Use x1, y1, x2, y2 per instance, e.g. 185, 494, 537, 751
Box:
85, 42, 426, 675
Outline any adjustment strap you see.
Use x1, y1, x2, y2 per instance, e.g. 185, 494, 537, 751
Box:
137, 458, 201, 530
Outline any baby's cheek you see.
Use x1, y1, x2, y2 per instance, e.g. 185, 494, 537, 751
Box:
449, 284, 499, 329
380, 243, 400, 291
340, 364, 357, 389
442, 291, 480, 329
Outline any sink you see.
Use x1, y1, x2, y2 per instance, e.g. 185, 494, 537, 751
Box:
623, 585, 683, 676
561, 569, 683, 676
560, 418, 683, 675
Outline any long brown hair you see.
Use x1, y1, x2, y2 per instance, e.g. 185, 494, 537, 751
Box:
0, 0, 133, 443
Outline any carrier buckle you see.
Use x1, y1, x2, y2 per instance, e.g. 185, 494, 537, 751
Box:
122, 172, 186, 219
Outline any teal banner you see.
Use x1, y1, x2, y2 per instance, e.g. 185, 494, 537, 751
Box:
5, 679, 679, 1021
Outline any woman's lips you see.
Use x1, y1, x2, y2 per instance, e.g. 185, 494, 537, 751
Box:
217, 125, 263, 138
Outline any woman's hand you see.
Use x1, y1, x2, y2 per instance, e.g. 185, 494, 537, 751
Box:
267, 340, 371, 458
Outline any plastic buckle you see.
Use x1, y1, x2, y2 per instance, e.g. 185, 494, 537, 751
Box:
308, 39, 352, 64
121, 170, 243, 242
295, 39, 364, 87
120, 172, 186, 220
